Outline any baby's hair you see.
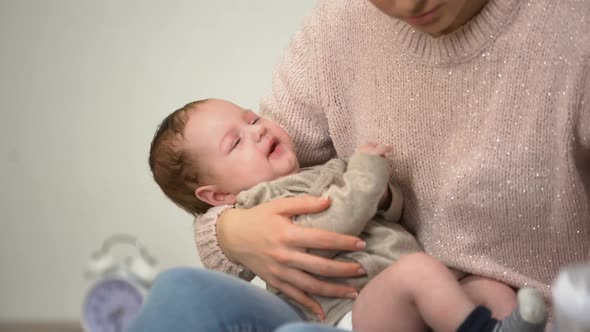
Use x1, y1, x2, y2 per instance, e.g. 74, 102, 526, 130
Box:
149, 99, 212, 215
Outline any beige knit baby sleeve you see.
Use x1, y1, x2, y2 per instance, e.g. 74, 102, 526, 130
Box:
296, 153, 390, 258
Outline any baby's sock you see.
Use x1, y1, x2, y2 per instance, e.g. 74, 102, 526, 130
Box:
494, 287, 547, 332
457, 287, 547, 332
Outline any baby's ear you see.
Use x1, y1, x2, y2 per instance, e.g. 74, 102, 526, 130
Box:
195, 185, 237, 206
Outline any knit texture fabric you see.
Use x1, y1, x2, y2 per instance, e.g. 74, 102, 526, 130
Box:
195, 0, 590, 301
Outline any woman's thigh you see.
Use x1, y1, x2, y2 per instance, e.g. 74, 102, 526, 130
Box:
127, 267, 304, 332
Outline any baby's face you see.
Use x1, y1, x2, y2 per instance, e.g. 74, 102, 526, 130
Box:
184, 99, 299, 195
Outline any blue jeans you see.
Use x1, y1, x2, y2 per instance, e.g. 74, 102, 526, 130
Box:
127, 267, 349, 332
276, 323, 350, 332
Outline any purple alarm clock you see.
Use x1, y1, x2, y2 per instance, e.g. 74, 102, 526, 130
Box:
82, 234, 156, 332
82, 276, 145, 332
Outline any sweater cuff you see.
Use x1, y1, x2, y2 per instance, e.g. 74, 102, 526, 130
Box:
377, 183, 404, 222
194, 205, 255, 281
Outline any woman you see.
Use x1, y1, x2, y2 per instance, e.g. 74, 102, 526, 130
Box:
130, 0, 589, 330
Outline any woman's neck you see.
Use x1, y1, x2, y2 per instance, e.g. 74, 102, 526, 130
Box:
442, 0, 490, 35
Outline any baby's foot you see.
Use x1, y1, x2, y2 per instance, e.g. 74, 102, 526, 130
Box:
553, 263, 590, 331
494, 287, 547, 332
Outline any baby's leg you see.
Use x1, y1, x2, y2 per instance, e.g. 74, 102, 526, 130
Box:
352, 252, 547, 332
460, 275, 517, 318
352, 252, 476, 332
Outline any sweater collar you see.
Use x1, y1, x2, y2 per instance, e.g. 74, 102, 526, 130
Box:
387, 0, 522, 65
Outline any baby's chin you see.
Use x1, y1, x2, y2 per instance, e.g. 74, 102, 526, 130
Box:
283, 154, 300, 175
272, 161, 299, 180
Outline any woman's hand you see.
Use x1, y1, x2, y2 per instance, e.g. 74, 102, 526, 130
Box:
217, 195, 367, 320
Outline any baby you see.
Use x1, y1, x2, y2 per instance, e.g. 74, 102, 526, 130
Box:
149, 98, 548, 332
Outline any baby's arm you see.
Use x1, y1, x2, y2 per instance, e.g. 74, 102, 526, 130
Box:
296, 143, 396, 258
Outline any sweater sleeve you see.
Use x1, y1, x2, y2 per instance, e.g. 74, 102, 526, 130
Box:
296, 153, 390, 258
376, 183, 404, 222
259, 2, 336, 167
193, 205, 255, 281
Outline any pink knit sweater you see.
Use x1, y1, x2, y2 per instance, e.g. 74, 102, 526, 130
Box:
195, 0, 590, 300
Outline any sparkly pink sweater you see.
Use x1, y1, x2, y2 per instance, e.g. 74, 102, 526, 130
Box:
195, 0, 590, 300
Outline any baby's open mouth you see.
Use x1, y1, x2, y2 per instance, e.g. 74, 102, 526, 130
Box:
269, 140, 278, 155
268, 138, 279, 157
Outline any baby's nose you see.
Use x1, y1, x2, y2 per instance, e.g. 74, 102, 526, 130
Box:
247, 124, 266, 140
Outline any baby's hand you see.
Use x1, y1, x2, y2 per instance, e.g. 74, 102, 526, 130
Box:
357, 142, 393, 157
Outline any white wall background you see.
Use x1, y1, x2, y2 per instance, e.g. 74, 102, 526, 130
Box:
0, 0, 315, 321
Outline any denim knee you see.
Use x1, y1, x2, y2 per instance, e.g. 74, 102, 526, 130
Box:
276, 322, 348, 332
129, 267, 304, 332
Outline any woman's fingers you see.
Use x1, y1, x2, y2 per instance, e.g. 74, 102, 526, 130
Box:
286, 225, 366, 251
259, 196, 365, 251
259, 196, 366, 251
269, 275, 325, 321
264, 195, 331, 216
216, 197, 370, 307
278, 267, 360, 299
285, 250, 365, 278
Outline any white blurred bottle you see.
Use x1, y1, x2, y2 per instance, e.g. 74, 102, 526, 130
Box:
552, 263, 590, 332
